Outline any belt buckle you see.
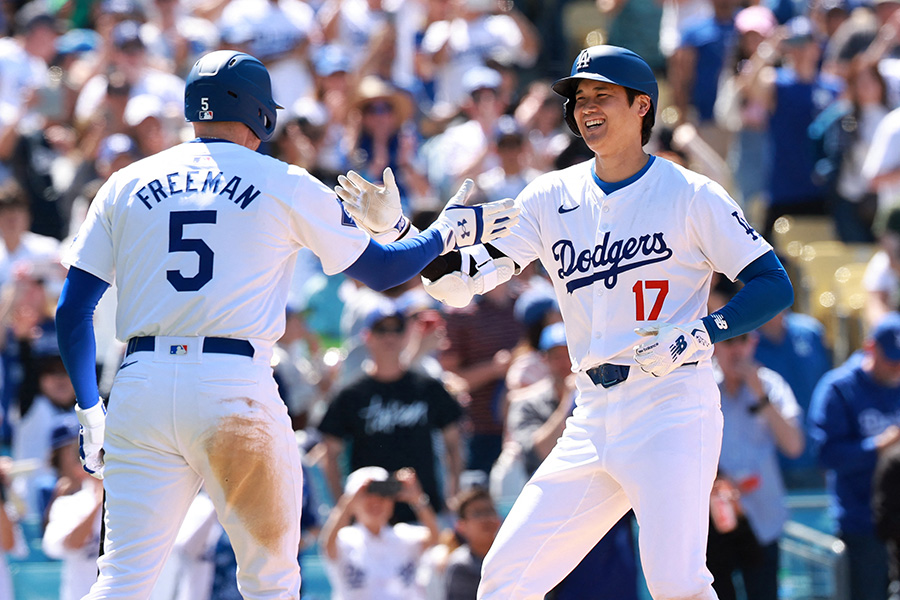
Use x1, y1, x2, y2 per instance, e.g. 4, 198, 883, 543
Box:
588, 364, 630, 388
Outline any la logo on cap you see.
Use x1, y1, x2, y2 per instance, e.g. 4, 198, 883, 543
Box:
576, 50, 590, 72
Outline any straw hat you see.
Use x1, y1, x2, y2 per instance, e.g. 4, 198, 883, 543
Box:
353, 76, 414, 124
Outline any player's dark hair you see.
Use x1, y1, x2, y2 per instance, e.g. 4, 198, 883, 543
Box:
624, 88, 654, 146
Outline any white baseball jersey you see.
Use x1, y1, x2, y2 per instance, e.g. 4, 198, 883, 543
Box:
63, 139, 370, 346
491, 156, 772, 371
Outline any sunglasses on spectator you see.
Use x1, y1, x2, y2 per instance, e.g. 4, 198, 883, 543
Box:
371, 321, 406, 335
364, 101, 394, 115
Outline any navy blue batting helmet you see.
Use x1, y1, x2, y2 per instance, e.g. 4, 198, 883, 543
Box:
552, 45, 658, 138
184, 51, 283, 142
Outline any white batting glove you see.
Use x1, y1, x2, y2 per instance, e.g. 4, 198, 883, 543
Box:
428, 180, 520, 255
335, 168, 410, 242
633, 320, 711, 377
75, 401, 106, 480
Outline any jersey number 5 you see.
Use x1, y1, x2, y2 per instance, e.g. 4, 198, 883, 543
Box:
167, 210, 216, 292
633, 280, 668, 321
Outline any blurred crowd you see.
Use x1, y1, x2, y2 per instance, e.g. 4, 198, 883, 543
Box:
0, 0, 897, 597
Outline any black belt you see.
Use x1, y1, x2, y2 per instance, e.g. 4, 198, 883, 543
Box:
586, 364, 631, 388
125, 336, 255, 358
586, 361, 698, 388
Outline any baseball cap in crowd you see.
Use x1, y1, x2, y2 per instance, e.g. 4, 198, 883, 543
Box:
538, 322, 567, 352
124, 94, 164, 127
290, 97, 328, 128
734, 5, 777, 36
784, 16, 816, 45
514, 287, 559, 326
14, 2, 63, 35
494, 114, 524, 145
49, 415, 80, 452
345, 466, 390, 496
362, 301, 405, 332
872, 313, 900, 361
98, 133, 138, 168
462, 66, 502, 96
314, 45, 351, 77
56, 29, 101, 56
395, 288, 439, 317
99, 0, 144, 19
112, 20, 145, 51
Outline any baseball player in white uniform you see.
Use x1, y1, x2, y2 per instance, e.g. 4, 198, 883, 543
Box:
54, 50, 518, 600
334, 45, 794, 600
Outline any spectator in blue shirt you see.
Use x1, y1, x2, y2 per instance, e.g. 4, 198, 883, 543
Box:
755, 306, 832, 489
809, 312, 900, 600
668, 0, 739, 156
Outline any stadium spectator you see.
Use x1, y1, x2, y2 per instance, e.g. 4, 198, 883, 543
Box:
757, 16, 843, 236
809, 312, 900, 600
810, 58, 890, 242
864, 206, 900, 327
41, 415, 102, 600
668, 0, 738, 156
417, 0, 538, 118
319, 303, 464, 518
443, 486, 501, 600
440, 280, 521, 477
708, 330, 804, 600
321, 466, 440, 600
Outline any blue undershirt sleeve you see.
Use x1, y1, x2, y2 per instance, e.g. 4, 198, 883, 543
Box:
56, 267, 111, 409
342, 228, 444, 291
700, 250, 795, 344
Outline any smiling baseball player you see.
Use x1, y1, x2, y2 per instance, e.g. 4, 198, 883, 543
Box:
54, 50, 517, 600
335, 45, 794, 600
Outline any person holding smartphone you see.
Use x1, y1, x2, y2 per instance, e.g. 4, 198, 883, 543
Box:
321, 466, 440, 600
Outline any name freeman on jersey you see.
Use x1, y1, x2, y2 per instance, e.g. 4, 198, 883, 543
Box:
553, 231, 673, 294
133, 170, 262, 211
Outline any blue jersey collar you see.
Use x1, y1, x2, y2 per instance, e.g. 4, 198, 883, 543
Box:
591, 155, 655, 194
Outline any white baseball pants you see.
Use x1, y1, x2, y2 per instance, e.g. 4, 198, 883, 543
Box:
478, 364, 722, 600
85, 337, 303, 600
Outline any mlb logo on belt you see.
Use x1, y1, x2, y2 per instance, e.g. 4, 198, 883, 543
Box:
170, 345, 188, 355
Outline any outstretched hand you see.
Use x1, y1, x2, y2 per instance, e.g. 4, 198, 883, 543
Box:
431, 179, 520, 254
335, 167, 404, 235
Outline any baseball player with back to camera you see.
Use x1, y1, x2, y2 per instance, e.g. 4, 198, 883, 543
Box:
54, 50, 518, 600
334, 45, 795, 600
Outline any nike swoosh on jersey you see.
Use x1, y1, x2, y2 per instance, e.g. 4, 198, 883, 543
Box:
558, 205, 579, 214
119, 360, 138, 370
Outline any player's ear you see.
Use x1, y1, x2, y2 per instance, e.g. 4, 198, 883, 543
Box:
637, 95, 651, 118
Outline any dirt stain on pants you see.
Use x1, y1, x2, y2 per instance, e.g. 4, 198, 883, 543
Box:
205, 412, 292, 554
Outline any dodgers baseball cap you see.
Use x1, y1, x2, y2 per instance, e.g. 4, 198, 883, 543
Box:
345, 466, 390, 496
872, 313, 900, 361
49, 415, 80, 451
514, 287, 558, 326
98, 133, 138, 166
538, 322, 567, 352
